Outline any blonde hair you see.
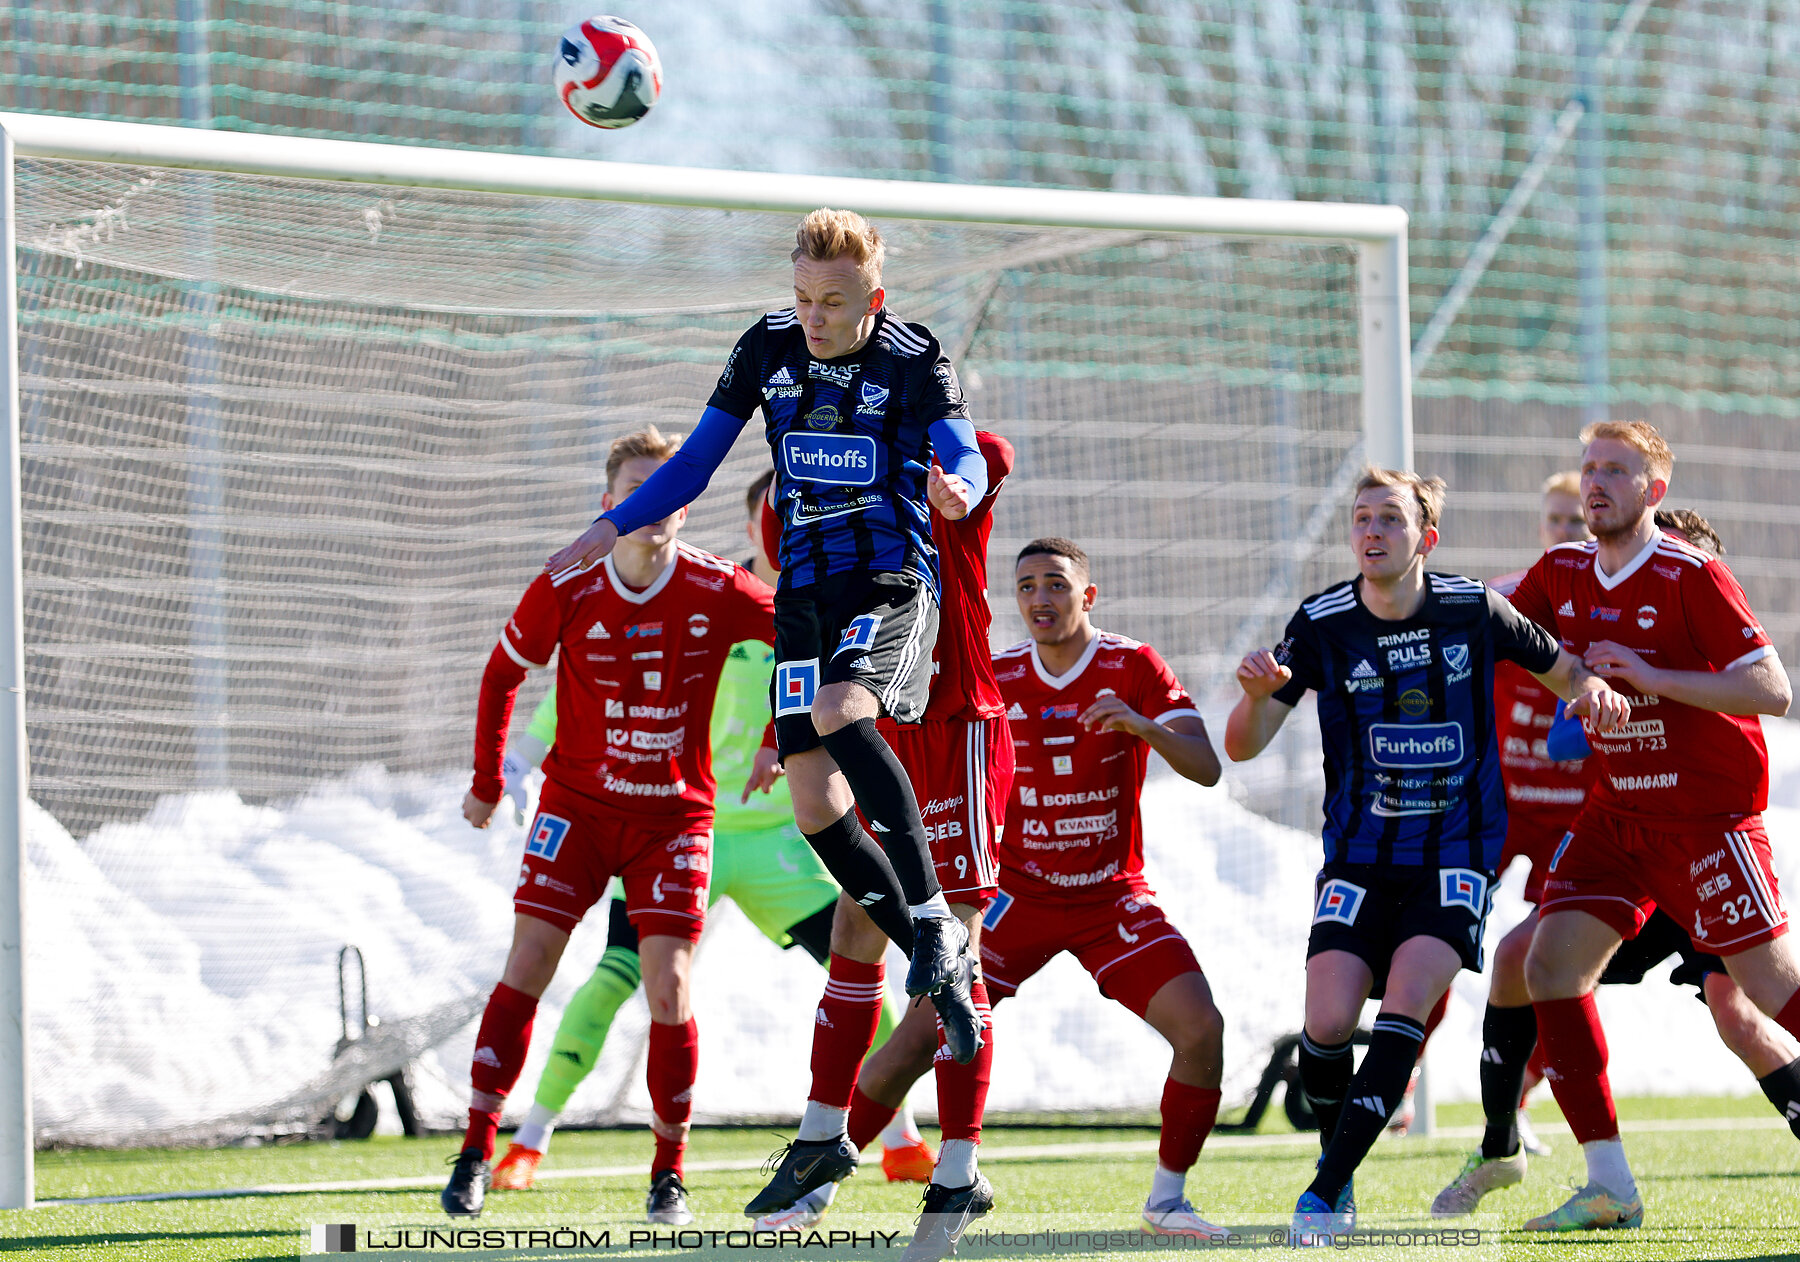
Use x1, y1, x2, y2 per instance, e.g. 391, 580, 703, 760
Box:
605, 425, 683, 492
792, 208, 885, 290
1580, 420, 1674, 484
1541, 469, 1581, 498
1353, 467, 1448, 532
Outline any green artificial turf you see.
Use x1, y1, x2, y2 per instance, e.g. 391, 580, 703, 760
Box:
3, 1099, 1796, 1260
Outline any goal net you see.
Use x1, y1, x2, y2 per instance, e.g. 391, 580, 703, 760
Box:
8, 126, 1394, 1145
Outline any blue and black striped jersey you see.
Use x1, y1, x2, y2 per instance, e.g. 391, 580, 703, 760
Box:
707, 308, 969, 593
1272, 572, 1561, 869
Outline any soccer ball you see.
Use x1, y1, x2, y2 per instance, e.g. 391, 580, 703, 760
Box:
554, 16, 662, 130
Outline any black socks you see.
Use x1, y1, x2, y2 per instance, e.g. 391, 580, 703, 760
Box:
1310, 1013, 1426, 1204
819, 717, 941, 905
801, 810, 914, 955
1479, 1003, 1539, 1158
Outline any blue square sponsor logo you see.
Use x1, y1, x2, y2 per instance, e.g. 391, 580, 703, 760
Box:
1313, 878, 1365, 925
775, 659, 818, 717
1440, 868, 1489, 915
982, 888, 1014, 930
1548, 832, 1574, 872
835, 613, 882, 657
781, 432, 878, 486
525, 813, 570, 861
1367, 721, 1465, 768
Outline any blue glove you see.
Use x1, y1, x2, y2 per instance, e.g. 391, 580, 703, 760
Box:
1545, 699, 1592, 762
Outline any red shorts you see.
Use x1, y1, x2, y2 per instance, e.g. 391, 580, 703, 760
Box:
1540, 806, 1788, 955
514, 778, 711, 941
978, 878, 1201, 1017
879, 715, 1012, 909
1500, 805, 1579, 904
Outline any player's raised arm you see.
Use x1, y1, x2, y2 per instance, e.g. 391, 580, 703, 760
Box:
1486, 587, 1632, 734
545, 405, 749, 573
1584, 638, 1791, 717
925, 417, 988, 520
1224, 648, 1296, 761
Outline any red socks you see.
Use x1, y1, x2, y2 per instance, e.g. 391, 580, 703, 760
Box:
1534, 993, 1619, 1143
933, 979, 993, 1144
810, 955, 886, 1109
848, 1085, 897, 1151
647, 1017, 699, 1177
1158, 1078, 1222, 1172
463, 982, 538, 1158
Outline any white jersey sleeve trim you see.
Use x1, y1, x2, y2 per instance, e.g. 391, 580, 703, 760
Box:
500, 636, 548, 671
1153, 707, 1203, 726
1725, 644, 1775, 672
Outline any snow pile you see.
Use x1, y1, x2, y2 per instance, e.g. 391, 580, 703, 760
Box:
27, 720, 1800, 1144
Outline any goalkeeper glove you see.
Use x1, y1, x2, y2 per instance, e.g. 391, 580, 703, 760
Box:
1545, 700, 1593, 762
501, 750, 533, 826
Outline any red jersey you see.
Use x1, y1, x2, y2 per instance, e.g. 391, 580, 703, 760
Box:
472, 543, 775, 819
1511, 532, 1773, 823
992, 631, 1200, 898
925, 431, 1014, 721
1491, 568, 1593, 820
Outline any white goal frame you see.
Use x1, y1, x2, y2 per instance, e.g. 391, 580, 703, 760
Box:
0, 112, 1411, 1208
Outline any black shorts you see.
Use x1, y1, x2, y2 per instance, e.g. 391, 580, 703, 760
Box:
771, 570, 938, 758
1600, 906, 1725, 1000
1305, 862, 1495, 1000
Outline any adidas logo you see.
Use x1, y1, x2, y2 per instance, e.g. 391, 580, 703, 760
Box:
768, 366, 794, 386
815, 1009, 833, 1027
1481, 1047, 1502, 1064
671, 1089, 693, 1105
1350, 659, 1377, 680
1353, 1095, 1388, 1116
472, 1046, 502, 1068
1558, 600, 1575, 617
869, 820, 890, 832
857, 892, 885, 905
1787, 1101, 1800, 1122
587, 621, 611, 639
1006, 702, 1026, 721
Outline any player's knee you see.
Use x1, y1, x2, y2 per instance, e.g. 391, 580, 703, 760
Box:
810, 682, 873, 736
1494, 925, 1533, 977
1522, 939, 1573, 1001
639, 953, 692, 1024
1171, 1000, 1224, 1061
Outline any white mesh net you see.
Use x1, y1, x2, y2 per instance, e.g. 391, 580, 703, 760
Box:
16, 157, 1367, 1144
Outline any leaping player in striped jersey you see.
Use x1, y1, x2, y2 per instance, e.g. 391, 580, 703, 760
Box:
1226, 467, 1629, 1242
546, 212, 992, 1095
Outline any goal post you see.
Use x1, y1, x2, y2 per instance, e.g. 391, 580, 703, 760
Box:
0, 113, 1409, 1185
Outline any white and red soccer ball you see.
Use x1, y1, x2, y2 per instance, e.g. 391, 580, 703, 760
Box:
555, 16, 662, 130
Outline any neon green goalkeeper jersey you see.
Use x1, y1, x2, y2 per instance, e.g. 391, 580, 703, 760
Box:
523, 639, 788, 833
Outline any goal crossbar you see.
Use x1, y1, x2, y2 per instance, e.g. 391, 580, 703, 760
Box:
0, 112, 1413, 1208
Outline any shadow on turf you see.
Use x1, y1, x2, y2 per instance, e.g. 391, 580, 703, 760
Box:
0, 1228, 280, 1252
